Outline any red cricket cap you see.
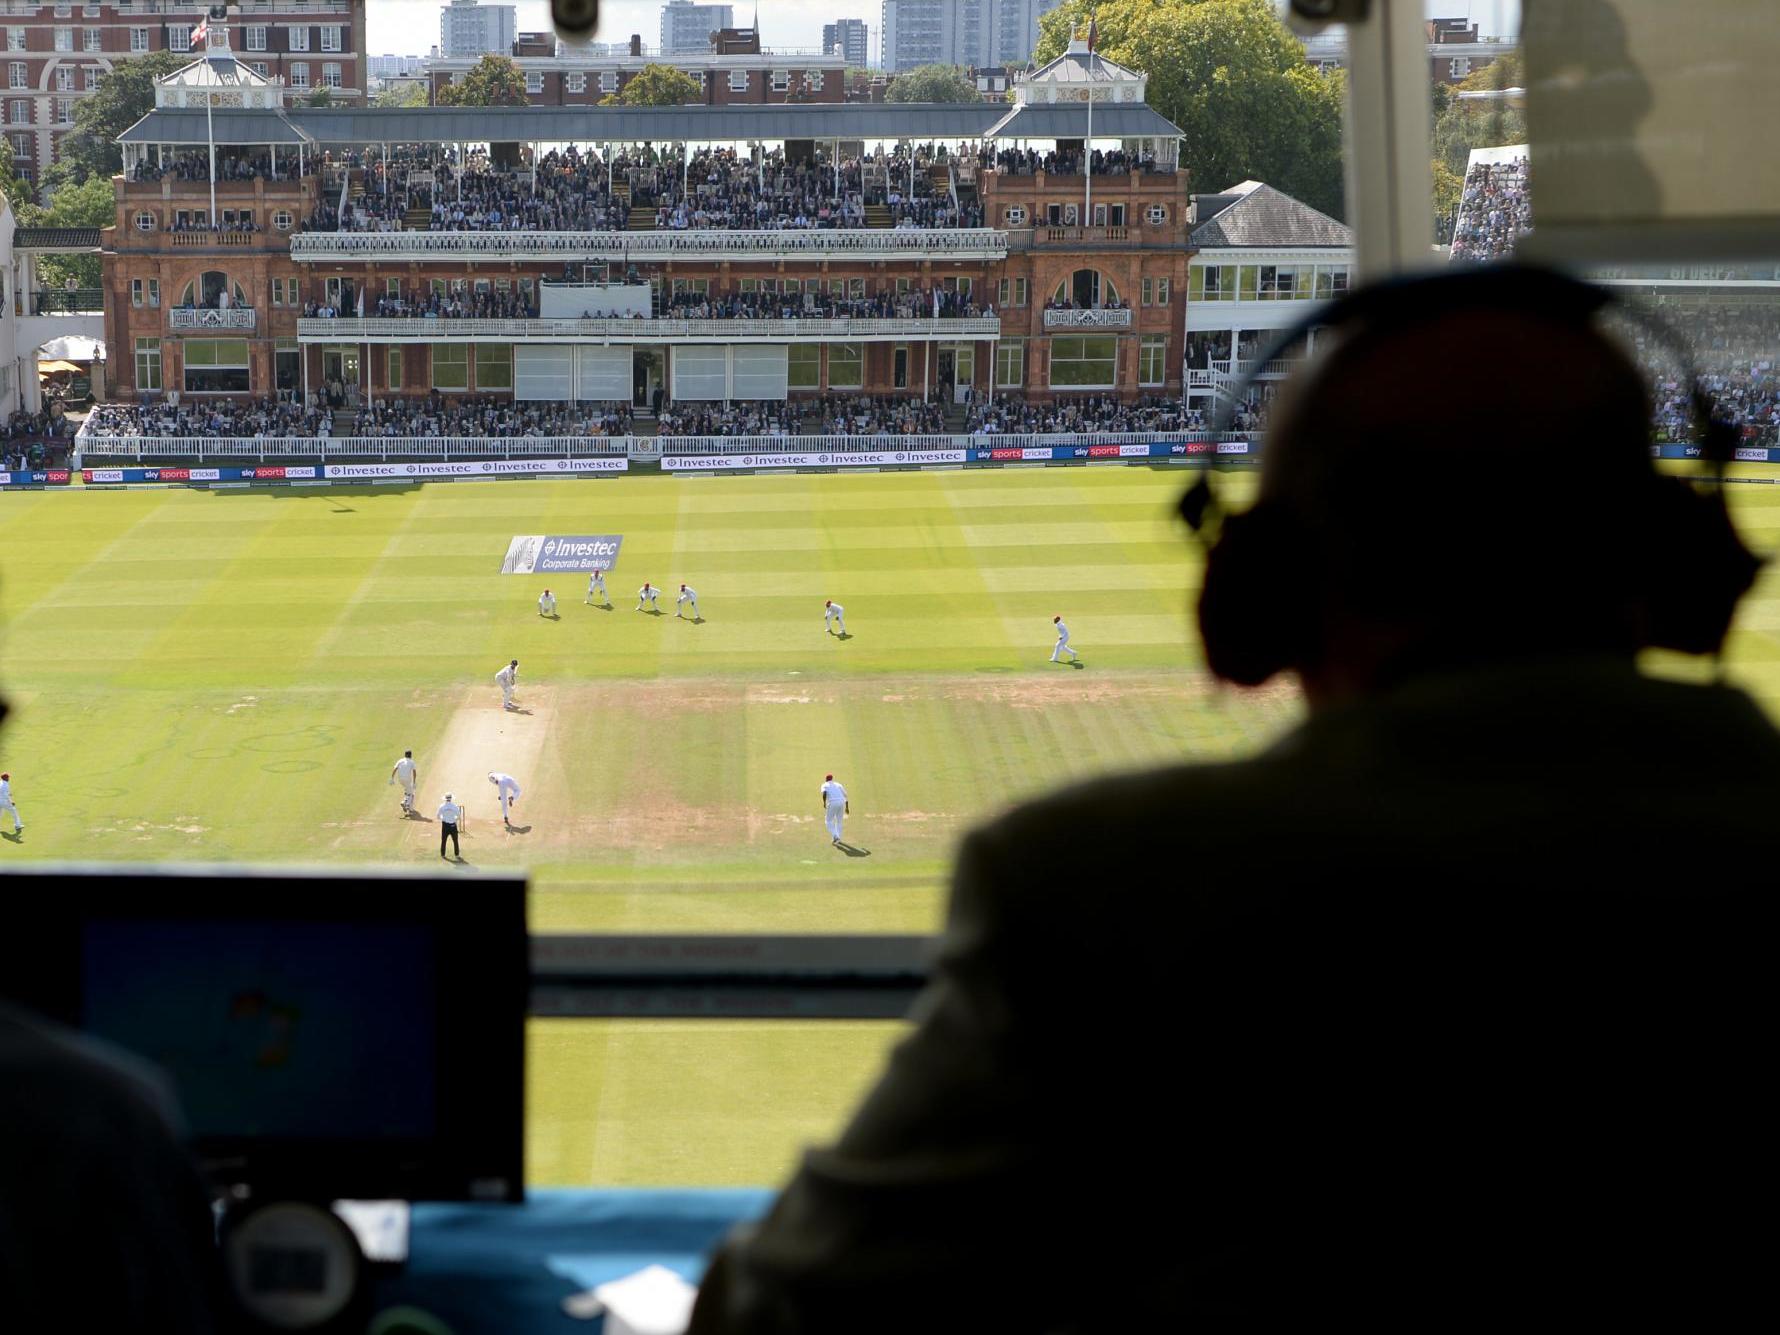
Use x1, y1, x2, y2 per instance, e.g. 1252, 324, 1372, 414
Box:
825, 773, 834, 781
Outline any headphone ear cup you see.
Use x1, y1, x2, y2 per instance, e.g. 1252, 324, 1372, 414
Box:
1198, 507, 1319, 687
1640, 478, 1763, 655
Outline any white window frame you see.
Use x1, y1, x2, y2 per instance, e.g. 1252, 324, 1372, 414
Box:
771, 69, 789, 92
598, 69, 617, 93
1005, 205, 1027, 225
566, 72, 585, 93
6, 131, 29, 161
288, 27, 309, 52
728, 69, 748, 93
995, 340, 1025, 388
289, 62, 309, 89
7, 62, 23, 89
83, 27, 100, 51
130, 28, 150, 54
1146, 204, 1167, 225
246, 25, 267, 52
321, 25, 341, 53
1139, 336, 1167, 387
525, 71, 542, 94
168, 26, 188, 53
252, 62, 267, 77
84, 67, 98, 90
135, 337, 162, 393
8, 100, 28, 126
321, 62, 341, 88
54, 67, 72, 92
5, 29, 22, 53
54, 97, 74, 124
806, 69, 823, 91
54, 27, 73, 52
274, 209, 293, 231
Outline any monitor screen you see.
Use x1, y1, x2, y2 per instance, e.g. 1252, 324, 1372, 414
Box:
82, 919, 440, 1142
0, 865, 526, 1203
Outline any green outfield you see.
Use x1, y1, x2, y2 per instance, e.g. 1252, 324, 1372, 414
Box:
5, 464, 1780, 1184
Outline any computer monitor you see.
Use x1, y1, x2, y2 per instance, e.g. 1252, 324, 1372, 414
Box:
0, 864, 526, 1203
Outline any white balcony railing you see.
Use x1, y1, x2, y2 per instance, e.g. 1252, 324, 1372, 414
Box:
1042, 308, 1134, 330
289, 229, 1010, 263
170, 307, 257, 331
295, 316, 1001, 343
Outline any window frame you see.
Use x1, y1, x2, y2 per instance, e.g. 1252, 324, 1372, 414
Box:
1048, 334, 1118, 390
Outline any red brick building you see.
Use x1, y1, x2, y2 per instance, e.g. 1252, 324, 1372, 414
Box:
105, 41, 1191, 409
4, 0, 365, 186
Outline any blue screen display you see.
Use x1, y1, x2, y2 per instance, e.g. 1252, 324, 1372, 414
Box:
81, 920, 438, 1141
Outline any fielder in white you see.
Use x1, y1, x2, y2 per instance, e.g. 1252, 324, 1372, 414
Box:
495, 658, 519, 709
586, 569, 609, 605
676, 584, 699, 619
0, 772, 21, 835
824, 600, 846, 635
1051, 615, 1081, 663
389, 749, 418, 815
820, 773, 849, 846
488, 771, 522, 826
637, 582, 660, 611
538, 588, 557, 617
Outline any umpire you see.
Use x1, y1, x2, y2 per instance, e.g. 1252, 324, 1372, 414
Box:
437, 792, 463, 859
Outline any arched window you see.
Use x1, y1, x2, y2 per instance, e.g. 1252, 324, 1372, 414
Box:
180, 271, 248, 309
1051, 269, 1119, 309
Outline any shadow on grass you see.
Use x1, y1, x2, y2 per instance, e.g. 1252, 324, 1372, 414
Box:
504, 706, 535, 715
836, 842, 871, 858
540, 613, 561, 621
1, 831, 22, 844
504, 824, 533, 835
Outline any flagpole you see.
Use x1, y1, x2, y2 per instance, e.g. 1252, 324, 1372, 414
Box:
207, 91, 217, 223
1084, 87, 1092, 228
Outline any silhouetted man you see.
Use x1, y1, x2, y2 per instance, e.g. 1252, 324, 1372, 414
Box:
687, 269, 1776, 1330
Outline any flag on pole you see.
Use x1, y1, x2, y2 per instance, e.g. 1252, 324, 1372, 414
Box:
191, 16, 209, 47
1087, 16, 1097, 52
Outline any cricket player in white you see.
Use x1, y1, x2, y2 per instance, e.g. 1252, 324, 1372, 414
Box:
496, 658, 519, 709
0, 772, 21, 834
488, 771, 522, 826
637, 582, 660, 611
1051, 615, 1081, 663
676, 584, 699, 619
539, 589, 557, 616
389, 750, 418, 815
824, 600, 846, 635
586, 569, 609, 605
820, 773, 849, 846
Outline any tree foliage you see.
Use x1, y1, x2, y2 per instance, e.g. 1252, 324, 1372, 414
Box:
1430, 157, 1464, 244
1432, 50, 1526, 178
886, 64, 980, 104
0, 137, 28, 213
373, 80, 429, 109
1034, 0, 1347, 219
19, 175, 115, 288
47, 50, 185, 190
434, 55, 529, 108
600, 63, 701, 107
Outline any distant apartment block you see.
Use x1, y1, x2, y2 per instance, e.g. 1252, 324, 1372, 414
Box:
659, 1, 734, 58
822, 19, 869, 68
880, 0, 1063, 74
439, 0, 516, 60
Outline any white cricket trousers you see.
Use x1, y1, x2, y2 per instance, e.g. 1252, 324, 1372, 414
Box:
499, 792, 515, 822
1052, 639, 1079, 662
824, 803, 845, 841
0, 800, 18, 831
400, 784, 416, 811
501, 682, 514, 707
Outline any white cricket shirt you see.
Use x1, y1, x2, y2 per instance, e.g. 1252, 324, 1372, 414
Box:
821, 780, 847, 808
393, 758, 416, 786
437, 801, 463, 824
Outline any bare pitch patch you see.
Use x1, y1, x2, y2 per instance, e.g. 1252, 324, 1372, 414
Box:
365, 683, 566, 864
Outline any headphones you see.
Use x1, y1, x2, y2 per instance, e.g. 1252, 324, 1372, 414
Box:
1180, 265, 1762, 687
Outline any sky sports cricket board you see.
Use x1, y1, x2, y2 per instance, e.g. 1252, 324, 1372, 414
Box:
501, 535, 625, 574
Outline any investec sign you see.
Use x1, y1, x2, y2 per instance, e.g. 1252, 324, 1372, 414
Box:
501, 534, 624, 574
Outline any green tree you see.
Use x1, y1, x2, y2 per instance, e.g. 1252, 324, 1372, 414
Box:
0, 136, 29, 212
19, 174, 115, 289
886, 64, 980, 103
434, 54, 529, 108
305, 85, 333, 107
374, 80, 429, 109
1034, 0, 1347, 219
1431, 157, 1464, 244
1432, 51, 1526, 178
44, 50, 185, 190
600, 63, 701, 107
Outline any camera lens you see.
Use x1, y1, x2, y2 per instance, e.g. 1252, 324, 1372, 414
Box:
552, 0, 600, 37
